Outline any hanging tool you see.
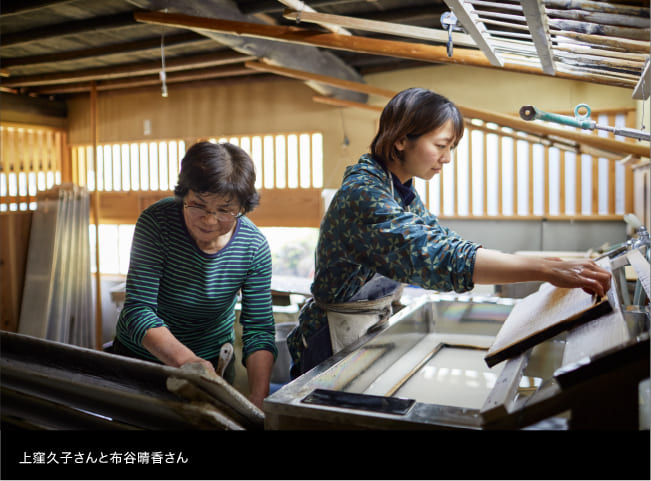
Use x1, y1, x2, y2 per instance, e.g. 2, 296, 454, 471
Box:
216, 342, 234, 377
440, 11, 458, 58
519, 104, 651, 142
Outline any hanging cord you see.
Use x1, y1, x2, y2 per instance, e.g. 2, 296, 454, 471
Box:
640, 57, 648, 131
339, 108, 349, 147
295, 1, 306, 23
160, 29, 168, 98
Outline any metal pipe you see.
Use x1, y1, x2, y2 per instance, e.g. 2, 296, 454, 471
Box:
520, 104, 651, 142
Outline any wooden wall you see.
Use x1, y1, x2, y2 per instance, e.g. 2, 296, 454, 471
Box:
0, 212, 33, 332
92, 188, 324, 227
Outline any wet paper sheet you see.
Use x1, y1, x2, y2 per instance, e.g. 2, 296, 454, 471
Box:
484, 283, 612, 367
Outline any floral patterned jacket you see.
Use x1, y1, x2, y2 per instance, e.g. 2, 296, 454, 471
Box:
287, 154, 481, 368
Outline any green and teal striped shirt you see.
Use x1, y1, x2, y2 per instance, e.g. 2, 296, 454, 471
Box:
115, 197, 277, 365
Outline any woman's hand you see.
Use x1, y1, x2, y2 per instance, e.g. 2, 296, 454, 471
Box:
542, 257, 611, 298
143, 326, 214, 372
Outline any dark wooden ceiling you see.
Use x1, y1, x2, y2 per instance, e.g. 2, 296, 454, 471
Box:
1, 0, 649, 102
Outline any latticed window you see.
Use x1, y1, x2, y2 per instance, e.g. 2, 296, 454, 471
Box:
68, 133, 324, 274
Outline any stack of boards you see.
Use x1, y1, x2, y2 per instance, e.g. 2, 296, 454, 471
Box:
18, 184, 94, 348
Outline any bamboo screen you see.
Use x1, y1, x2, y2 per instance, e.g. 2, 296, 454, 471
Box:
0, 123, 66, 212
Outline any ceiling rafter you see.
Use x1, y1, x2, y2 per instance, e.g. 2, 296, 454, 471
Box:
0, 0, 76, 17
28, 66, 269, 95
3, 51, 256, 88
2, 32, 206, 69
0, 0, 648, 100
2, 12, 139, 48
276, 0, 351, 35
282, 8, 476, 47
519, 0, 556, 75
133, 10, 637, 88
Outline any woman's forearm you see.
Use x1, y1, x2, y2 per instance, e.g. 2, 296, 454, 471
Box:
472, 248, 611, 297
245, 349, 274, 410
472, 248, 548, 284
142, 326, 213, 370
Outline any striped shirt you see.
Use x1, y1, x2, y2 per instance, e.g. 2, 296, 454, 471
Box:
115, 197, 277, 365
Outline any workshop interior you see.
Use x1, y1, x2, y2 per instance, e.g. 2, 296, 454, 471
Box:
1, 0, 650, 450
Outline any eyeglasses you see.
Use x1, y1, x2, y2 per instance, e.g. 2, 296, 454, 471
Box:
183, 202, 243, 222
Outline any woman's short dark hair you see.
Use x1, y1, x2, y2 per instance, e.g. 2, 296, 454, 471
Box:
174, 141, 259, 213
370, 88, 465, 166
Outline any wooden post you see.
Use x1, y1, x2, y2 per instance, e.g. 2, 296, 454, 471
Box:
90, 81, 103, 351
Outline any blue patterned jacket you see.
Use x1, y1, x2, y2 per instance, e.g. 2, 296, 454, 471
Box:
287, 154, 481, 368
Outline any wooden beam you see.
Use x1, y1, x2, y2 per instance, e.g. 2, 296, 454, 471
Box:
632, 59, 650, 101
0, 0, 75, 17
90, 82, 102, 351
133, 11, 635, 89
543, 0, 650, 18
277, 1, 351, 35
553, 31, 650, 53
2, 52, 257, 88
245, 61, 395, 97
520, 0, 556, 75
1, 32, 205, 69
548, 18, 650, 42
1, 12, 137, 48
312, 95, 383, 112
29, 67, 267, 95
443, 0, 504, 67
245, 61, 650, 159
545, 8, 650, 29
282, 8, 477, 47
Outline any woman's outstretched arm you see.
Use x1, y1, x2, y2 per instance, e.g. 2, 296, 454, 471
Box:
472, 248, 611, 298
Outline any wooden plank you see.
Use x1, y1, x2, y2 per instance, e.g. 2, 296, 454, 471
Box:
482, 131, 487, 215
628, 248, 650, 298
90, 82, 102, 350
632, 58, 650, 101
575, 153, 582, 216
468, 129, 474, 215
17, 196, 59, 339
546, 8, 650, 29
283, 8, 476, 47
278, 1, 351, 35
443, 0, 504, 67
528, 143, 534, 215
0, 211, 33, 332
484, 280, 613, 367
3, 51, 259, 88
245, 61, 396, 98
312, 95, 382, 112
591, 153, 598, 215
543, 145, 550, 215
553, 31, 650, 53
497, 134, 503, 215
559, 149, 566, 215
548, 18, 649, 41
543, 0, 649, 17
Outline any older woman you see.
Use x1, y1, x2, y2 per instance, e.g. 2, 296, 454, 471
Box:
288, 87, 611, 379
113, 141, 276, 409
